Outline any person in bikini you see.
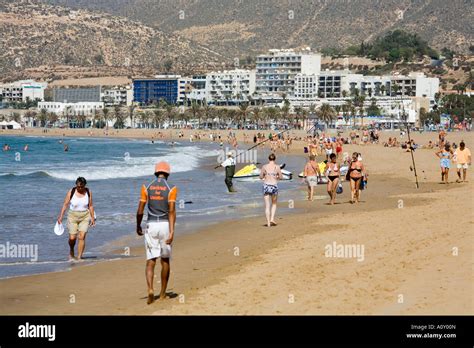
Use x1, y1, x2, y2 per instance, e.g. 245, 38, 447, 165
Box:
259, 153, 283, 227
325, 153, 340, 205
348, 152, 366, 203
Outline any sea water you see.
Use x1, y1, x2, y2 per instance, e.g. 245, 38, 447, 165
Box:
0, 135, 304, 278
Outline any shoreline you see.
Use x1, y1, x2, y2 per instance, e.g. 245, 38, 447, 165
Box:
0, 129, 472, 315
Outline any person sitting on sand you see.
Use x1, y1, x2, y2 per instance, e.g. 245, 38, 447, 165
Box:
57, 177, 95, 261
260, 153, 282, 227
454, 141, 471, 183
325, 153, 340, 205
136, 162, 177, 304
348, 152, 366, 204
435, 144, 453, 184
304, 155, 321, 201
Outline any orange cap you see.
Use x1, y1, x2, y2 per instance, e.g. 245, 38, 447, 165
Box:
154, 161, 170, 174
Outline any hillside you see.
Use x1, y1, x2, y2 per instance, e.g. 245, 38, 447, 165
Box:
0, 0, 226, 82
43, 0, 474, 58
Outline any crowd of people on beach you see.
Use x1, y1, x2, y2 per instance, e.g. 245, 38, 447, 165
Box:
5, 125, 463, 305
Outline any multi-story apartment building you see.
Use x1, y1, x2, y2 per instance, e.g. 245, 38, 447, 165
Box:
205, 69, 256, 103
101, 86, 133, 106
38, 101, 105, 116
256, 48, 321, 96
133, 75, 189, 105
0, 80, 48, 103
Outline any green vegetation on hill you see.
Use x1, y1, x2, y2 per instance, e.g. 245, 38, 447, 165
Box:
341, 30, 439, 62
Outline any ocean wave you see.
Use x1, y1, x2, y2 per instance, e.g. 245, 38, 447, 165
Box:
0, 146, 217, 180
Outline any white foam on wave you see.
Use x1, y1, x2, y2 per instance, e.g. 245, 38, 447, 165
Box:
44, 146, 217, 180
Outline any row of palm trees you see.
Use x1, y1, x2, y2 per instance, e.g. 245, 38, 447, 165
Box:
16, 85, 410, 129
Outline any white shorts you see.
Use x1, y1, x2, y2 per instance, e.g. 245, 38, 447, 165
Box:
325, 148, 333, 155
306, 175, 318, 187
457, 163, 469, 169
144, 221, 172, 260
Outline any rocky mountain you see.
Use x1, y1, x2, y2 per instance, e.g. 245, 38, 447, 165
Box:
44, 0, 474, 58
0, 0, 226, 81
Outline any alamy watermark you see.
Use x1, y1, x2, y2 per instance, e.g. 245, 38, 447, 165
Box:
217, 147, 258, 164
324, 241, 364, 262
0, 242, 38, 262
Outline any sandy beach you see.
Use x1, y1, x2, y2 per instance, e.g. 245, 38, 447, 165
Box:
0, 128, 472, 315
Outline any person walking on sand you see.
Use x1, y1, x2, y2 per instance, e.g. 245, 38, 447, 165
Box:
136, 162, 178, 305
436, 144, 453, 184
57, 177, 95, 261
260, 153, 282, 227
304, 155, 321, 201
220, 151, 236, 192
455, 141, 471, 183
325, 153, 340, 205
348, 152, 366, 204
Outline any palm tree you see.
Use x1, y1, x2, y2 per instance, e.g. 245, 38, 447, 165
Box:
293, 107, 301, 128
38, 108, 48, 128
113, 106, 125, 129
317, 104, 336, 129
281, 102, 290, 126
251, 106, 262, 129
128, 105, 136, 128
190, 101, 202, 128
380, 85, 386, 96
238, 102, 249, 127
103, 107, 111, 130
153, 109, 163, 128
48, 112, 58, 127
342, 90, 348, 98
202, 104, 212, 128
138, 112, 147, 128
64, 106, 72, 128
77, 113, 87, 128
358, 95, 366, 127
165, 104, 176, 128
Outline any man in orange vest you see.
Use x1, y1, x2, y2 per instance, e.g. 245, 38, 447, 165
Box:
136, 161, 178, 304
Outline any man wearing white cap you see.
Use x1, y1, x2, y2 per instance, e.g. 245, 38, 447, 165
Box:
221, 151, 236, 192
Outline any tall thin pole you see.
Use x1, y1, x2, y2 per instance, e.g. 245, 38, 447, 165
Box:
401, 96, 419, 188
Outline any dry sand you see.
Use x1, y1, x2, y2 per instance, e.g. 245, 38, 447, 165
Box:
0, 128, 472, 315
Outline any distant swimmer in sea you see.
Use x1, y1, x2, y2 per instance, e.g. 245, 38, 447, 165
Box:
325, 153, 340, 205
136, 162, 177, 304
436, 144, 453, 184
2, 144, 10, 151
57, 177, 95, 261
348, 152, 366, 204
260, 153, 282, 227
64, 144, 69, 152
24, 144, 29, 151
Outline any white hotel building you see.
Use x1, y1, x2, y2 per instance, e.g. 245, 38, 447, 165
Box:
256, 48, 321, 96
37, 101, 105, 116
188, 69, 256, 104
295, 70, 438, 102
0, 80, 48, 103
